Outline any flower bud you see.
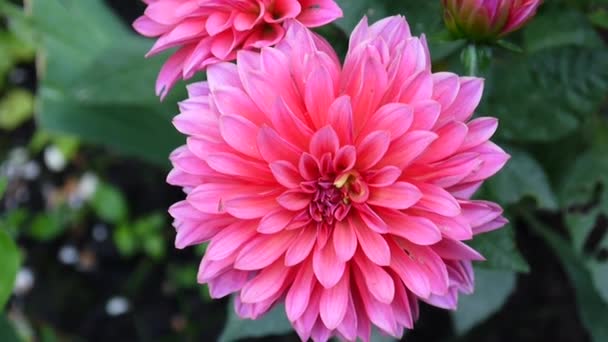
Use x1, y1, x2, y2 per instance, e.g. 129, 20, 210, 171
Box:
442, 0, 541, 42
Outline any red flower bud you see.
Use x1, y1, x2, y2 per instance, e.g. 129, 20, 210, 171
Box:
442, 0, 541, 42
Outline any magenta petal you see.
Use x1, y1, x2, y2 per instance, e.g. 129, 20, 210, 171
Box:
352, 216, 391, 266
219, 114, 261, 159
356, 131, 391, 170
379, 209, 442, 245
258, 208, 293, 234
333, 219, 357, 262
285, 226, 317, 266
269, 161, 302, 188
414, 182, 462, 217
367, 182, 422, 209
234, 230, 297, 270
354, 253, 395, 304
320, 267, 350, 329
313, 239, 346, 288
240, 260, 290, 303
297, 0, 343, 27
286, 260, 315, 321
310, 126, 340, 158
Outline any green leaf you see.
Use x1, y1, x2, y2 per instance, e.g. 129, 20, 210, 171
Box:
334, 0, 441, 36
527, 213, 608, 342
219, 299, 293, 342
0, 230, 21, 308
0, 89, 34, 130
142, 234, 165, 260
113, 223, 137, 257
468, 224, 530, 273
333, 0, 390, 34
559, 149, 608, 208
565, 208, 602, 252
28, 213, 64, 241
589, 261, 608, 304
0, 315, 20, 342
31, 0, 185, 167
0, 177, 7, 198
486, 147, 558, 210
451, 268, 516, 334
168, 264, 198, 290
91, 182, 128, 223
484, 47, 608, 142
523, 9, 603, 52
589, 8, 608, 29
559, 149, 608, 251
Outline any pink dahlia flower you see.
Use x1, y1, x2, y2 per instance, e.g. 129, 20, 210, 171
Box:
442, 0, 541, 41
168, 16, 509, 342
133, 0, 343, 99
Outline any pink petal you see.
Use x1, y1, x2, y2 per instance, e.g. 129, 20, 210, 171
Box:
224, 192, 281, 219
432, 239, 485, 261
401, 241, 449, 296
431, 72, 460, 110
258, 208, 293, 234
337, 293, 358, 340
356, 131, 391, 171
310, 126, 340, 158
391, 275, 414, 329
219, 114, 261, 159
257, 126, 302, 165
367, 182, 422, 210
440, 77, 484, 123
378, 131, 438, 169
356, 204, 388, 233
285, 226, 318, 266
388, 240, 431, 298
413, 182, 461, 217
205, 220, 258, 261
304, 66, 336, 130
333, 145, 357, 173
286, 260, 315, 321
320, 267, 350, 329
133, 16, 169, 37
351, 215, 391, 266
359, 103, 413, 141
328, 95, 354, 144
354, 253, 395, 304
208, 269, 249, 298
366, 166, 402, 187
234, 230, 297, 270
240, 260, 291, 303
277, 189, 312, 211
333, 219, 357, 262
410, 100, 441, 130
313, 238, 346, 288
297, 0, 344, 27
460, 117, 498, 151
378, 208, 442, 245
269, 161, 302, 188
353, 270, 400, 337
205, 152, 273, 181
417, 121, 468, 163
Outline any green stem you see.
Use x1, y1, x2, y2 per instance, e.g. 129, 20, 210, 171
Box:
462, 44, 479, 76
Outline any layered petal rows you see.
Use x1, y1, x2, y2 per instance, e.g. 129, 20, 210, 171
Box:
133, 0, 342, 98
168, 16, 509, 342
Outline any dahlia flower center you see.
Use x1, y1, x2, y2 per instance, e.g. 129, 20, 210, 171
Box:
305, 172, 368, 225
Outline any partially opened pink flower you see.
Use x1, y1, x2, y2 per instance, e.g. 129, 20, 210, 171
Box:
133, 0, 342, 99
442, 0, 541, 41
168, 16, 509, 342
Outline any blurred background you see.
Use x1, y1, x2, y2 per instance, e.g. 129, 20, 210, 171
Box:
0, 0, 607, 341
